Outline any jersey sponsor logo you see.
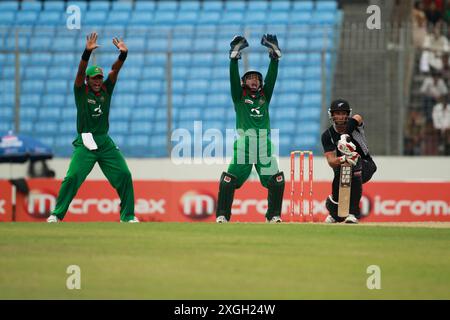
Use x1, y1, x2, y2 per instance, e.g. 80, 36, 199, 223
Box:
92, 105, 103, 117
87, 99, 96, 104
250, 106, 264, 117
244, 99, 254, 105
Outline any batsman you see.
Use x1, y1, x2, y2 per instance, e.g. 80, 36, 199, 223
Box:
47, 32, 138, 223
215, 34, 285, 223
321, 99, 377, 224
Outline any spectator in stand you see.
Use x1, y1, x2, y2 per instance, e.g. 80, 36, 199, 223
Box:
432, 95, 450, 154
425, 1, 443, 26
420, 25, 449, 73
413, 1, 428, 49
404, 110, 426, 155
420, 70, 448, 122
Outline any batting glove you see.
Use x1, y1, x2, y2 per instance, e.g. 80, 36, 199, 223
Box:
229, 35, 249, 60
337, 134, 357, 156
339, 152, 360, 166
261, 34, 282, 59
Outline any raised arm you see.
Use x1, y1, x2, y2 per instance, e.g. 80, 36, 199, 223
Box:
108, 37, 128, 85
75, 32, 99, 87
229, 36, 248, 104
261, 34, 281, 102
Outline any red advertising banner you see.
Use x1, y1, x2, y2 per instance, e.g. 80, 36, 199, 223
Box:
0, 180, 12, 222
2, 179, 450, 222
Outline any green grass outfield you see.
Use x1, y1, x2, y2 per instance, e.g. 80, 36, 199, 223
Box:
1, 223, 450, 299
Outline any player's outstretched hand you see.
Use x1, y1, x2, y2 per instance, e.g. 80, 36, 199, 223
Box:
229, 35, 249, 59
113, 37, 128, 53
86, 32, 99, 52
261, 34, 281, 59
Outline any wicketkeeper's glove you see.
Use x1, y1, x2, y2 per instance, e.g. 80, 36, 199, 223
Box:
337, 134, 357, 156
261, 34, 282, 59
229, 35, 249, 60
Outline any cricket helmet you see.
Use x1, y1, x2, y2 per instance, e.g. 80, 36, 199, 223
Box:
328, 98, 352, 120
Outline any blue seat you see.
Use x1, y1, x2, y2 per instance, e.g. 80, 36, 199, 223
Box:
193, 37, 215, 52
0, 11, 15, 25
309, 37, 333, 50
172, 67, 188, 80
303, 66, 322, 79
177, 11, 198, 24
43, 1, 65, 11
154, 11, 176, 25
19, 107, 38, 120
178, 108, 202, 120
316, 1, 338, 11
116, 80, 139, 94
172, 80, 186, 94
88, 1, 109, 11
51, 53, 75, 66
302, 94, 322, 108
139, 81, 163, 94
109, 107, 131, 121
120, 67, 142, 80
157, 1, 178, 11
141, 66, 165, 80
3, 66, 24, 79
15, 11, 38, 25
135, 1, 156, 11
210, 80, 229, 92
186, 80, 209, 92
41, 94, 66, 108
293, 1, 314, 11
245, 11, 267, 25
296, 122, 320, 135
111, 1, 132, 11
106, 11, 131, 25
172, 54, 191, 68
37, 11, 63, 25
145, 53, 166, 66
272, 120, 296, 133
203, 1, 222, 11
47, 66, 72, 80
292, 135, 318, 149
125, 37, 146, 51
60, 106, 77, 120
248, 1, 269, 11
18, 120, 33, 135
225, 1, 246, 11
39, 107, 61, 120
274, 107, 297, 120
188, 68, 212, 80
171, 94, 184, 109
312, 11, 337, 25
130, 121, 152, 134
129, 11, 153, 26
136, 94, 160, 107
34, 122, 58, 134
275, 94, 301, 106
0, 1, 18, 11
21, 94, 41, 108
68, 1, 88, 12
5, 36, 28, 51
290, 12, 313, 24
46, 80, 68, 93
286, 37, 309, 51
131, 108, 155, 121
52, 37, 76, 52
84, 11, 108, 25
148, 37, 169, 51
281, 67, 304, 80
184, 94, 206, 108
0, 81, 14, 94
211, 66, 228, 79
113, 94, 136, 108
172, 38, 192, 52
153, 120, 168, 132
278, 80, 304, 93
303, 80, 322, 93
21, 1, 42, 11
109, 121, 129, 135
58, 121, 76, 134
203, 107, 226, 120
269, 1, 291, 11
0, 107, 13, 120
221, 12, 244, 24
198, 11, 221, 25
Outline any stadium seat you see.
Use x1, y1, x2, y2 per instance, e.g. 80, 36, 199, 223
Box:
177, 11, 199, 24
316, 1, 338, 11
269, 1, 291, 11
109, 121, 129, 135
136, 94, 160, 107
89, 1, 110, 11
39, 107, 61, 121
135, 1, 156, 11
198, 11, 221, 25
292, 1, 314, 11
131, 108, 155, 121
184, 94, 207, 108
43, 1, 65, 11
21, 1, 42, 11
0, 12, 15, 25
0, 1, 18, 11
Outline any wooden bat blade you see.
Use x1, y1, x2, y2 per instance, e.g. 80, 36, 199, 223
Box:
338, 163, 352, 218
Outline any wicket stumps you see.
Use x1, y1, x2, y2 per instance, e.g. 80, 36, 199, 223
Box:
290, 151, 314, 222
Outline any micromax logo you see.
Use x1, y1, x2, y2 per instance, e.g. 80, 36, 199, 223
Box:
26, 192, 56, 217
180, 191, 215, 220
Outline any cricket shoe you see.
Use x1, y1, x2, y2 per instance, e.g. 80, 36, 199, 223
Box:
47, 215, 60, 223
266, 216, 282, 223
344, 214, 358, 224
121, 217, 140, 223
324, 215, 337, 224
216, 216, 228, 223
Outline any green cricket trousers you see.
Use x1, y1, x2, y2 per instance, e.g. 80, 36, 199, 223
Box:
52, 135, 135, 222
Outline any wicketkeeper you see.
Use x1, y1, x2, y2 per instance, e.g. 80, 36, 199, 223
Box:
216, 34, 285, 223
47, 32, 138, 223
321, 99, 377, 223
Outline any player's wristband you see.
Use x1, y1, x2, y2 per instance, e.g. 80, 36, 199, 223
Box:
346, 118, 358, 134
81, 49, 92, 61
118, 50, 128, 62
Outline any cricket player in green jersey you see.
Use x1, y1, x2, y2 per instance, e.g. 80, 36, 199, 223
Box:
47, 32, 138, 223
216, 34, 285, 223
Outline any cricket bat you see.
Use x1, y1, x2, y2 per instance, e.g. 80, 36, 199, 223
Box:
338, 163, 352, 218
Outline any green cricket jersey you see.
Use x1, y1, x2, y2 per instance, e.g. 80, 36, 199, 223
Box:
73, 78, 115, 147
230, 58, 278, 135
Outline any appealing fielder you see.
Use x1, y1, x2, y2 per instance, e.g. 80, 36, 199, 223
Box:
216, 34, 285, 223
321, 99, 377, 223
47, 33, 138, 223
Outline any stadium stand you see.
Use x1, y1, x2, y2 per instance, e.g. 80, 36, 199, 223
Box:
0, 0, 342, 157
